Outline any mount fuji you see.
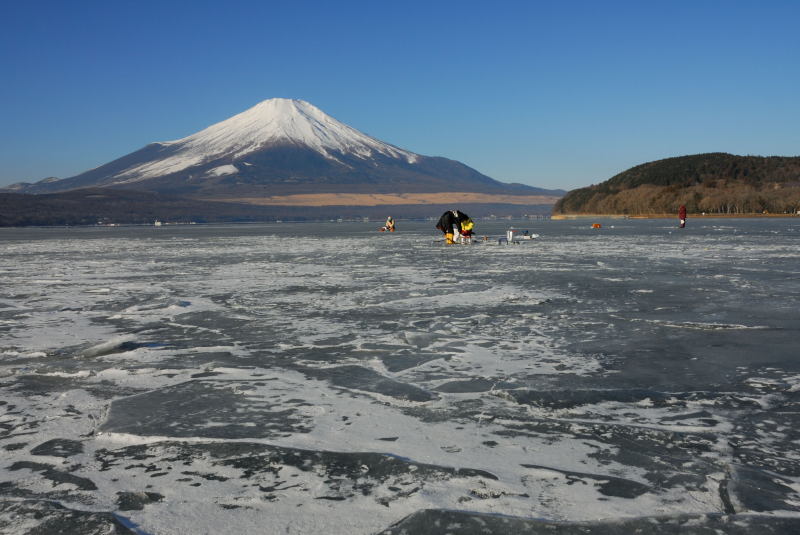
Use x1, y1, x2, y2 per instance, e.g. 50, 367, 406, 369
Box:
9, 99, 561, 203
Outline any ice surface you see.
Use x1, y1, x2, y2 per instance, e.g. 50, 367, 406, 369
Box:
1, 219, 800, 534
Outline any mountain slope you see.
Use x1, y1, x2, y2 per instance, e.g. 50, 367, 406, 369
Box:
12, 99, 561, 199
554, 153, 800, 215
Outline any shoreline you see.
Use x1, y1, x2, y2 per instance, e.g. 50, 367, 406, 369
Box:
552, 213, 800, 220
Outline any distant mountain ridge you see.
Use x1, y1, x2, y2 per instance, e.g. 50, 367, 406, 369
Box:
554, 153, 800, 215
7, 99, 563, 200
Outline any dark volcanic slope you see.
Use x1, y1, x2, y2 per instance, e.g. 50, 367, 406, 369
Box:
30, 144, 550, 198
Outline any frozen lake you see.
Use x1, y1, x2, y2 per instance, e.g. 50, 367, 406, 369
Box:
2, 218, 800, 534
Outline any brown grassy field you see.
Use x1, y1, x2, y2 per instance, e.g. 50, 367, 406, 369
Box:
203, 192, 561, 207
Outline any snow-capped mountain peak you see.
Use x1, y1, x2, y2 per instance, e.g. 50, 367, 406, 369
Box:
114, 98, 418, 183
7, 97, 542, 199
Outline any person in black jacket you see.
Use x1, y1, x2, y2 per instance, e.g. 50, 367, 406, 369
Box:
436, 210, 470, 244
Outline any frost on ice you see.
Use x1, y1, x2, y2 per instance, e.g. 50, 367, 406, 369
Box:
2, 219, 800, 534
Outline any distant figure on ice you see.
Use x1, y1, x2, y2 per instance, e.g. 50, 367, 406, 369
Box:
381, 216, 395, 232
679, 205, 687, 228
436, 210, 472, 244
459, 216, 475, 243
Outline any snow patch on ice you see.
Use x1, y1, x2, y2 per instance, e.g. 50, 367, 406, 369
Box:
82, 335, 137, 357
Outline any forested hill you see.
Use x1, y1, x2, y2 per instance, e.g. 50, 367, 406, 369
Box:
554, 153, 800, 215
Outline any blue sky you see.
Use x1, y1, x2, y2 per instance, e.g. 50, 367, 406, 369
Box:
1, 0, 798, 190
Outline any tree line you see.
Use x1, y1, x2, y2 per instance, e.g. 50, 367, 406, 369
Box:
555, 153, 800, 215
555, 182, 800, 215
